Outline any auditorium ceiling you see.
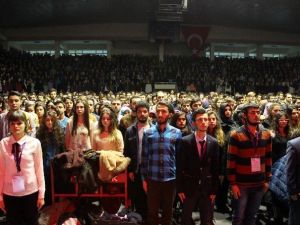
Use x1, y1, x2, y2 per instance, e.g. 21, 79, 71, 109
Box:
0, 0, 298, 34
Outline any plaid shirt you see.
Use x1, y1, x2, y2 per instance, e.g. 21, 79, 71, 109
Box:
141, 124, 182, 182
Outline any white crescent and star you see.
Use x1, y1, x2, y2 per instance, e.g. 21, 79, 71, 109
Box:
187, 33, 203, 55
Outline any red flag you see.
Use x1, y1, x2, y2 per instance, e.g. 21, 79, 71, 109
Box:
182, 26, 210, 56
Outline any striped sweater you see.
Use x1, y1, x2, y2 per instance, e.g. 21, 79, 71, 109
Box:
227, 126, 272, 187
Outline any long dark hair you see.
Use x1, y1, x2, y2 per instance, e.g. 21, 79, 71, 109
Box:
271, 111, 290, 137
36, 111, 64, 148
72, 100, 90, 136
170, 111, 192, 136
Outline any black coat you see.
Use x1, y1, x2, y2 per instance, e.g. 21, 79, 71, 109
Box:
177, 134, 219, 197
286, 137, 300, 196
124, 122, 152, 173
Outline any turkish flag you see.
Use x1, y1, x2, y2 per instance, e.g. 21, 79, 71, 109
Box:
182, 26, 210, 56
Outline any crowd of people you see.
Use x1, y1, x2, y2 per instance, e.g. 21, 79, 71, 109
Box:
1, 48, 300, 94
0, 87, 300, 225
1, 45, 300, 225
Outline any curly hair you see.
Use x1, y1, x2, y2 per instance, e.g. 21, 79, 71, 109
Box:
271, 111, 290, 137
36, 111, 65, 149
170, 111, 192, 136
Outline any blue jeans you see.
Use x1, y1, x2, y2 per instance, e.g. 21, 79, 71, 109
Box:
289, 198, 300, 225
232, 186, 264, 225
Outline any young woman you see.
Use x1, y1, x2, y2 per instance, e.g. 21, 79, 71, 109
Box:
65, 100, 96, 151
91, 108, 125, 213
0, 110, 45, 225
34, 102, 46, 126
270, 111, 290, 224
64, 97, 74, 118
287, 105, 299, 132
45, 100, 56, 112
207, 111, 226, 147
92, 108, 124, 152
270, 111, 290, 163
170, 111, 192, 137
36, 111, 65, 205
207, 111, 229, 213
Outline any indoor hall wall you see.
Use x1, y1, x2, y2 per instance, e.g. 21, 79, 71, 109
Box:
208, 26, 300, 45
111, 41, 191, 56
3, 23, 149, 41
4, 23, 300, 46
164, 42, 191, 56
111, 41, 157, 55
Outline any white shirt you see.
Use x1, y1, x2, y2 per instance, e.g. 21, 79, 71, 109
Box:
0, 135, 45, 200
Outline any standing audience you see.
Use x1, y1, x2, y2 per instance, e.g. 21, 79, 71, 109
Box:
141, 101, 182, 225
286, 134, 300, 225
36, 111, 65, 205
65, 100, 95, 151
177, 109, 219, 225
124, 101, 151, 222
0, 111, 45, 225
227, 103, 272, 225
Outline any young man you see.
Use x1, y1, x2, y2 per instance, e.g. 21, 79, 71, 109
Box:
54, 100, 69, 133
0, 91, 36, 140
187, 98, 203, 130
141, 101, 182, 225
119, 96, 141, 137
177, 108, 219, 225
49, 88, 58, 102
111, 99, 122, 116
286, 136, 300, 225
124, 101, 152, 222
227, 103, 272, 225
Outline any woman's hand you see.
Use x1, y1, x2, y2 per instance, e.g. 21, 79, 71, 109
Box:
37, 198, 45, 210
0, 201, 6, 213
112, 177, 118, 182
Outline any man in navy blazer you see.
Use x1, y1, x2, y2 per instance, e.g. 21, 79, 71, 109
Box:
177, 108, 219, 225
286, 136, 300, 225
124, 101, 152, 222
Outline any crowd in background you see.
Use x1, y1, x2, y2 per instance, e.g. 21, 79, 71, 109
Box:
1, 48, 300, 94
2, 47, 300, 224
0, 88, 299, 223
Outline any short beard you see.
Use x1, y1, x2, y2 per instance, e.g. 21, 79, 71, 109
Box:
157, 119, 168, 125
247, 120, 260, 126
138, 118, 147, 124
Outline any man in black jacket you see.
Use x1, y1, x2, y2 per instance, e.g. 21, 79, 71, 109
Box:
177, 108, 219, 225
286, 136, 300, 225
124, 101, 151, 222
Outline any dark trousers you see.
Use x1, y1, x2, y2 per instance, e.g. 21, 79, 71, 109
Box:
44, 172, 52, 206
3, 191, 39, 225
289, 198, 300, 225
128, 170, 147, 220
215, 177, 229, 211
147, 179, 176, 225
181, 189, 214, 225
